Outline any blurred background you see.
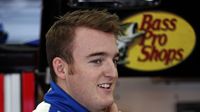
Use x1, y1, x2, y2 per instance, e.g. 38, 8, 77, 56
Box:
0, 0, 200, 112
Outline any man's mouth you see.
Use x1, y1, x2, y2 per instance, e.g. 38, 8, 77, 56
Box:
97, 83, 112, 89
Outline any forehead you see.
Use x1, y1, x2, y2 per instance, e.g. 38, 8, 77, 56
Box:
72, 27, 118, 57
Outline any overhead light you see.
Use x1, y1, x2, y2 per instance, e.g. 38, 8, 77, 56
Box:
67, 0, 161, 9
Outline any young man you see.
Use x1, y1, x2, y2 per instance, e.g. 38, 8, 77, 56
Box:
33, 9, 121, 112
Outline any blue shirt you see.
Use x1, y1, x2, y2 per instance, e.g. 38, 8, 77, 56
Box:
36, 81, 89, 112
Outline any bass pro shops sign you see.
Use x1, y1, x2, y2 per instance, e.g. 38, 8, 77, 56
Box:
118, 11, 196, 72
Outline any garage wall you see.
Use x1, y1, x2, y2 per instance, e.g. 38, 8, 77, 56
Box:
115, 77, 200, 112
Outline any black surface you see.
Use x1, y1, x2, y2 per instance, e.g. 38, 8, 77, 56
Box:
38, 0, 200, 78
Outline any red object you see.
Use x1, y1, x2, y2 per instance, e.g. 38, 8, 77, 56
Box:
22, 72, 35, 112
0, 74, 4, 112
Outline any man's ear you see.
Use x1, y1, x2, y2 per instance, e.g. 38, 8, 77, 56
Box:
52, 57, 68, 80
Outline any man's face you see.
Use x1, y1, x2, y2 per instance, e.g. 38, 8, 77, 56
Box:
65, 27, 119, 111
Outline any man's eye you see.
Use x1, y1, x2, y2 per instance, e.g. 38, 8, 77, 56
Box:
90, 59, 102, 64
113, 58, 119, 66
113, 59, 118, 65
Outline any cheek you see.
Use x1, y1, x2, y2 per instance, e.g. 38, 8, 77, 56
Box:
75, 64, 102, 79
69, 73, 99, 101
72, 68, 97, 86
72, 62, 103, 86
71, 68, 101, 93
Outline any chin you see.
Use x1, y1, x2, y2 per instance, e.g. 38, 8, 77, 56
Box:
100, 97, 114, 108
90, 98, 114, 112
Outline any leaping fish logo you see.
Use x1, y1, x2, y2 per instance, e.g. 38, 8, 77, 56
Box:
117, 23, 145, 65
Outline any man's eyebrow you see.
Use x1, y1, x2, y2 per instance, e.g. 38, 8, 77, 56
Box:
86, 52, 107, 58
86, 52, 119, 58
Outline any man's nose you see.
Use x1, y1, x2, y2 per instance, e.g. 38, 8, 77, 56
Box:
104, 60, 118, 78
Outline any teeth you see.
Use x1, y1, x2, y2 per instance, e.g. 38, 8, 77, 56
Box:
98, 83, 111, 89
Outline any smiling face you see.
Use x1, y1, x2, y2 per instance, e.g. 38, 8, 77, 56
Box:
64, 27, 119, 111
